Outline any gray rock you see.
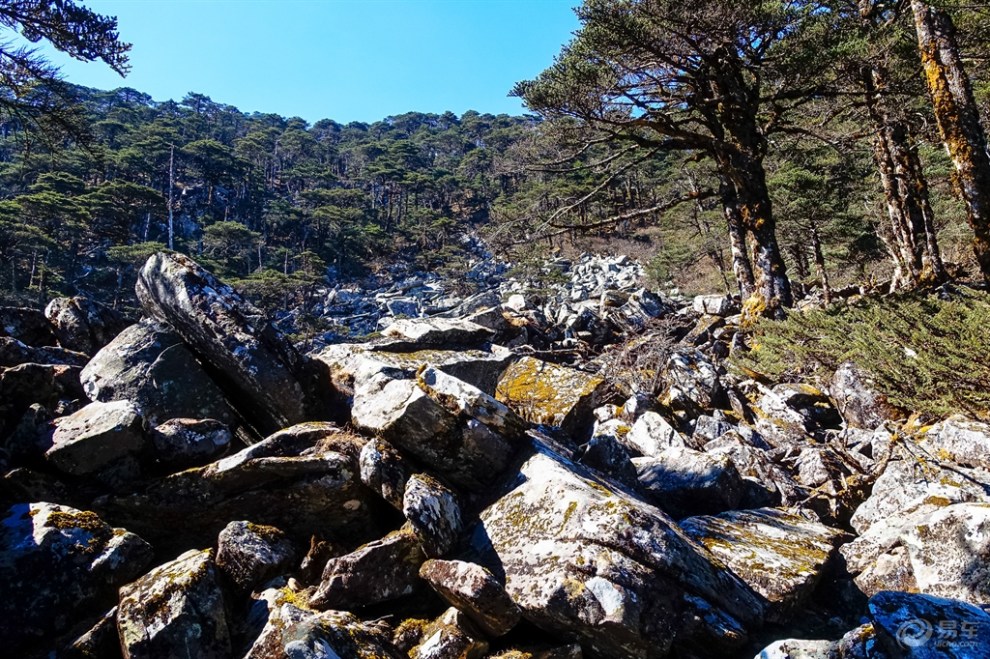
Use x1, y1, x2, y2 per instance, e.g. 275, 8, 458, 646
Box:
0, 336, 88, 367
920, 415, 990, 471
98, 424, 379, 553
403, 473, 463, 558
360, 438, 412, 510
381, 317, 494, 350
693, 413, 734, 443
245, 597, 404, 659
308, 526, 426, 610
622, 411, 687, 457
117, 549, 230, 659
410, 607, 489, 659
831, 362, 904, 429
472, 442, 765, 658
136, 252, 327, 435
46, 400, 146, 476
693, 295, 736, 316
868, 590, 990, 658
0, 362, 84, 431
576, 432, 638, 486
149, 417, 232, 471
81, 320, 238, 426
664, 349, 727, 413
0, 502, 152, 654
680, 508, 847, 623
216, 520, 297, 591
44, 295, 128, 355
754, 639, 836, 658
0, 305, 57, 346
419, 559, 521, 637
634, 446, 744, 517
901, 502, 990, 603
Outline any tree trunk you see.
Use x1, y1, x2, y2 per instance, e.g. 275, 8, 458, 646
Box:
719, 176, 756, 299
863, 64, 946, 289
810, 226, 831, 305
911, 0, 990, 280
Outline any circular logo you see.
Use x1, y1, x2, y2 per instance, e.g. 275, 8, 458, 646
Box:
896, 618, 934, 648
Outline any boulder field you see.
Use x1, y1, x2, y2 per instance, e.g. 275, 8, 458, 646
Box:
0, 251, 987, 659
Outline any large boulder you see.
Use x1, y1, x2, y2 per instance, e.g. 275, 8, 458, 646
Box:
830, 362, 904, 429
471, 441, 765, 658
117, 549, 230, 659
98, 423, 380, 553
868, 590, 990, 657
149, 417, 232, 471
634, 447, 745, 517
0, 336, 88, 367
44, 295, 129, 355
360, 438, 413, 510
621, 411, 687, 457
80, 320, 238, 426
45, 400, 146, 476
135, 252, 332, 435
381, 317, 495, 350
919, 415, 990, 471
680, 508, 847, 623
495, 356, 609, 439
419, 559, 522, 637
215, 520, 297, 592
0, 502, 153, 654
0, 305, 57, 346
403, 473, 463, 558
663, 349, 727, 414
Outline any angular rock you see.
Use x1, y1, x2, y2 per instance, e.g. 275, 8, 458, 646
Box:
135, 251, 327, 435
245, 596, 404, 659
622, 410, 687, 457
920, 415, 990, 471
693, 295, 736, 316
575, 432, 638, 486
754, 639, 835, 658
149, 417, 231, 471
830, 362, 904, 429
0, 305, 57, 346
46, 400, 146, 476
663, 348, 727, 414
98, 424, 379, 553
216, 520, 297, 591
496, 356, 609, 439
0, 362, 84, 429
472, 442, 765, 659
634, 447, 745, 517
0, 502, 152, 654
117, 549, 230, 659
44, 295, 128, 355
381, 317, 495, 350
61, 606, 120, 659
403, 473, 463, 558
868, 590, 990, 657
81, 320, 238, 426
680, 508, 847, 623
901, 502, 990, 603
419, 559, 521, 637
309, 526, 426, 610
410, 607, 489, 659
360, 438, 412, 510
0, 336, 88, 367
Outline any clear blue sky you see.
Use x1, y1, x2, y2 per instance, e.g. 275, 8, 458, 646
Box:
34, 0, 581, 124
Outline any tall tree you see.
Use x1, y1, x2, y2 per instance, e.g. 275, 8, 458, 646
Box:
513, 0, 833, 315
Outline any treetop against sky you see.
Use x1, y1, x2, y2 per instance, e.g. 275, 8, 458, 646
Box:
28, 0, 581, 124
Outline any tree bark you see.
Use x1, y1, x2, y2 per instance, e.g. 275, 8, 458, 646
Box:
719, 175, 756, 300
810, 226, 832, 305
911, 0, 990, 280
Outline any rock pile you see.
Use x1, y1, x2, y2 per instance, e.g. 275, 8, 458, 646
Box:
1, 251, 988, 658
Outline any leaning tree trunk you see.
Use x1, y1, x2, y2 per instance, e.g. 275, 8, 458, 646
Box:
863, 64, 946, 290
911, 0, 990, 280
719, 176, 757, 299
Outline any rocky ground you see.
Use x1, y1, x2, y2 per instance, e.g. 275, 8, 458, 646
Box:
1, 251, 988, 659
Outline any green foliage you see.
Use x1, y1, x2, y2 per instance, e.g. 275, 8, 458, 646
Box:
734, 286, 990, 419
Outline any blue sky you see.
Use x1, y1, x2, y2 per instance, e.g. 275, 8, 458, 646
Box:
33, 0, 581, 124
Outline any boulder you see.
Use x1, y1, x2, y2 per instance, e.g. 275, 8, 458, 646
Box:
868, 590, 990, 657
0, 362, 83, 430
308, 526, 426, 610
419, 559, 521, 637
245, 596, 404, 659
0, 502, 152, 654
495, 356, 609, 439
410, 607, 489, 659
830, 362, 904, 429
135, 252, 328, 435
81, 320, 238, 426
920, 415, 990, 471
149, 417, 232, 471
575, 432, 638, 486
44, 295, 128, 355
621, 411, 687, 457
901, 502, 990, 603
0, 305, 57, 346
472, 441, 765, 659
680, 508, 847, 623
403, 473, 463, 558
0, 336, 88, 367
634, 447, 745, 517
381, 317, 495, 350
360, 438, 412, 510
216, 520, 298, 591
663, 349, 727, 414
117, 549, 230, 659
692, 295, 736, 316
46, 400, 146, 476
98, 424, 379, 553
